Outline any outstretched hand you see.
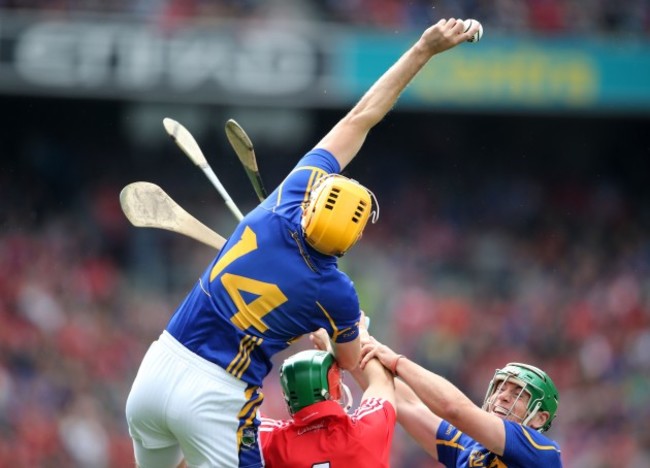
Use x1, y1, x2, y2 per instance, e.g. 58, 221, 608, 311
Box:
420, 18, 480, 55
360, 337, 403, 374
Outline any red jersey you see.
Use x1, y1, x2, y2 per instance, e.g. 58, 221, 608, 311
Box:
259, 398, 396, 467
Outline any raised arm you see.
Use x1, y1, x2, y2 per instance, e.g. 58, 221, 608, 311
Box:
315, 18, 479, 170
310, 319, 395, 406
346, 327, 395, 407
361, 339, 508, 456
394, 379, 442, 460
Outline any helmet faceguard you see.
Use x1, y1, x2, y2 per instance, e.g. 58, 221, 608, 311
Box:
482, 362, 559, 433
280, 349, 352, 415
301, 174, 379, 257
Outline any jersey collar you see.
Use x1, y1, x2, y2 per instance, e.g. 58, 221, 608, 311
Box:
292, 400, 345, 426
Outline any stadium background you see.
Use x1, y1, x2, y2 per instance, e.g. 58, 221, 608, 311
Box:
1, 2, 649, 467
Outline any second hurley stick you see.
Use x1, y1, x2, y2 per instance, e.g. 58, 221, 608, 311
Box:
163, 117, 245, 221
225, 119, 269, 202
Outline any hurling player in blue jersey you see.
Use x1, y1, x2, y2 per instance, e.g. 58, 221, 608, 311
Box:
360, 340, 563, 467
125, 18, 483, 468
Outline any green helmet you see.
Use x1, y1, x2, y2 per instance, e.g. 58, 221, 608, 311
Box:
482, 362, 559, 433
280, 350, 342, 415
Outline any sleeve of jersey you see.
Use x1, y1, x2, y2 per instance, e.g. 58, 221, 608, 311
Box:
502, 422, 563, 466
259, 416, 287, 431
317, 272, 360, 343
353, 398, 396, 445
262, 148, 340, 215
435, 420, 466, 466
295, 148, 341, 174
259, 416, 283, 465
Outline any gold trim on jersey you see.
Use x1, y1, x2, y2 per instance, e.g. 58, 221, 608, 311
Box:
437, 429, 466, 450
227, 334, 263, 379
274, 166, 328, 210
519, 425, 561, 452
302, 167, 327, 204
315, 301, 356, 342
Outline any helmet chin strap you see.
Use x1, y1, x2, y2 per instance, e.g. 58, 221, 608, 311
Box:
341, 381, 353, 413
366, 186, 380, 224
319, 381, 353, 413
522, 401, 542, 431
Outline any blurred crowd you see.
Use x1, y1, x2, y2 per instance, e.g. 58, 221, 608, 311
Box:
0, 0, 649, 36
1, 157, 649, 466
1, 2, 649, 466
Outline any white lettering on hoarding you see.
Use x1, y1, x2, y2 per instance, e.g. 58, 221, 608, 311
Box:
14, 21, 317, 95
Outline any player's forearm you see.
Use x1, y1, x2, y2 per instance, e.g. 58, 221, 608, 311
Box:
350, 356, 391, 389
395, 380, 441, 460
395, 356, 475, 422
345, 41, 434, 129
351, 357, 395, 404
350, 327, 395, 399
317, 42, 434, 169
348, 365, 369, 390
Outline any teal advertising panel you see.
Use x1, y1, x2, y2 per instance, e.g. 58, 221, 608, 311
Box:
0, 11, 648, 113
335, 33, 650, 113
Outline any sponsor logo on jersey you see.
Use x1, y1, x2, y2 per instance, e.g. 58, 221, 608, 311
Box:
298, 421, 326, 435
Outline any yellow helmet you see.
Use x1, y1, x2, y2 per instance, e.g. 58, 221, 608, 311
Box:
301, 174, 379, 256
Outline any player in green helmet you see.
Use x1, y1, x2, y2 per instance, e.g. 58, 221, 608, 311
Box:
278, 349, 352, 415
259, 325, 397, 467
360, 339, 563, 467
482, 362, 559, 433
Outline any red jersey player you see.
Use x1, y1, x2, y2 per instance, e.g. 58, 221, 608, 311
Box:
259, 344, 396, 467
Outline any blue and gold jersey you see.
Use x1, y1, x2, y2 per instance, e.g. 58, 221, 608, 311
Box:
166, 149, 361, 387
437, 419, 562, 467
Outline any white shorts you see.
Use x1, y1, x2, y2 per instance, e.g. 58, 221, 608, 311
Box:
125, 331, 264, 467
